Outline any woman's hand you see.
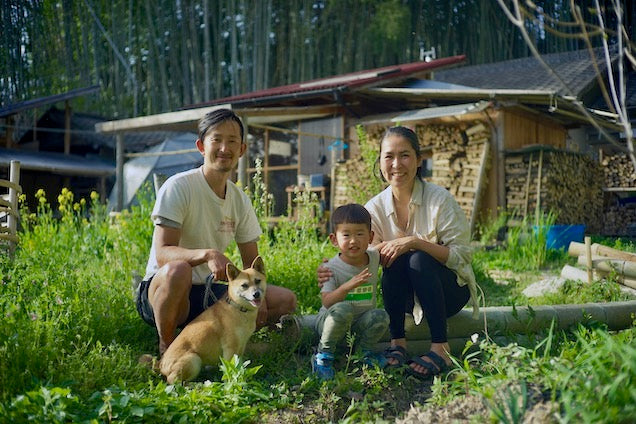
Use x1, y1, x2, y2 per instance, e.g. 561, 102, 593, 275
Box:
317, 258, 332, 289
378, 236, 416, 267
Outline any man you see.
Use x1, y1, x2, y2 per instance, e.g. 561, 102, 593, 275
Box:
136, 108, 297, 355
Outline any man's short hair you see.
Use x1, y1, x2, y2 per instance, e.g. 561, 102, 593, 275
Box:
331, 203, 372, 231
198, 108, 245, 142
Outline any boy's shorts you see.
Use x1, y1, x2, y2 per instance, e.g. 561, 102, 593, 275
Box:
136, 275, 228, 328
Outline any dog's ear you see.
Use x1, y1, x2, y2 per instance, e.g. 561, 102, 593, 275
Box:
251, 255, 265, 275
226, 262, 241, 281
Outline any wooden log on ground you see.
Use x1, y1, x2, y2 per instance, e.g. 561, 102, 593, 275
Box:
294, 301, 636, 355
569, 241, 636, 262
576, 255, 636, 279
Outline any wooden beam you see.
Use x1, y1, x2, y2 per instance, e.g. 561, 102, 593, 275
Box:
64, 100, 71, 154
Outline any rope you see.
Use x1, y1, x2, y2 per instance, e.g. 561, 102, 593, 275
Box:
203, 273, 219, 311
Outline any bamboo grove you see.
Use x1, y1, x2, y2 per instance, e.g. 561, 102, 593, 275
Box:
1, 0, 632, 119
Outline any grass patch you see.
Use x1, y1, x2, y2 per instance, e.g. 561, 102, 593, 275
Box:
1, 186, 634, 422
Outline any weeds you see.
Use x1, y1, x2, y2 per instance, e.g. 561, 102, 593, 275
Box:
1, 185, 635, 423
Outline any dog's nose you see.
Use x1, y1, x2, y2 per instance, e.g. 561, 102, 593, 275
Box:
253, 290, 261, 299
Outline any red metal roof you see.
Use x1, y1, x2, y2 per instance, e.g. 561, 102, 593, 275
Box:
191, 56, 466, 107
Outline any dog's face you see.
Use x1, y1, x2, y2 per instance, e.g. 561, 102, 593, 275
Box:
225, 256, 267, 310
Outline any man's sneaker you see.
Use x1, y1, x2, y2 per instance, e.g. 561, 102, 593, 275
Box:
311, 352, 335, 380
362, 350, 388, 369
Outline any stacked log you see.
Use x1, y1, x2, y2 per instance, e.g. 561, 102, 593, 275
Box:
601, 153, 636, 188
601, 201, 636, 236
416, 123, 491, 225
504, 149, 603, 232
599, 152, 636, 237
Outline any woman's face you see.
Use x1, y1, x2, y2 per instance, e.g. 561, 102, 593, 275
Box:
379, 134, 421, 189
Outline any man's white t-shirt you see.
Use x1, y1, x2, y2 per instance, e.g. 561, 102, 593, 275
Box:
143, 167, 262, 284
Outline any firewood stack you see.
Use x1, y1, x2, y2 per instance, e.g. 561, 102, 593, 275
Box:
598, 152, 636, 236
504, 149, 603, 232
416, 123, 491, 226
601, 153, 636, 188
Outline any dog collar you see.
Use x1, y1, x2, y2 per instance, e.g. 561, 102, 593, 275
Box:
225, 296, 250, 313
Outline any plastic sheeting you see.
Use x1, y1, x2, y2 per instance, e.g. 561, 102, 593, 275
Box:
108, 133, 202, 209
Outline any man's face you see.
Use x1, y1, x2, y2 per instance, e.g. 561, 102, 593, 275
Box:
197, 120, 246, 173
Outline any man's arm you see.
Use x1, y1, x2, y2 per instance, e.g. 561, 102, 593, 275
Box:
154, 225, 230, 279
236, 240, 259, 269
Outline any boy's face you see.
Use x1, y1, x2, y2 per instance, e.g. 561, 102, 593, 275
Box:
329, 222, 373, 262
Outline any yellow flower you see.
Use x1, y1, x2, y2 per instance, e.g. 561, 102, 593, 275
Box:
36, 189, 45, 198
80, 198, 86, 206
90, 191, 99, 202
73, 203, 80, 211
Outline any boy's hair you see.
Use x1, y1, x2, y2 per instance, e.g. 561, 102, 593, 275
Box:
331, 204, 372, 231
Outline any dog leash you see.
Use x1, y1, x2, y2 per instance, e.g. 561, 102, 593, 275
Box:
203, 273, 218, 310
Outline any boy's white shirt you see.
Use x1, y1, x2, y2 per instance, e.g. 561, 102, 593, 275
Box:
144, 167, 262, 284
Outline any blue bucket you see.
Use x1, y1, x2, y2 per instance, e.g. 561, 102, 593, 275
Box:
537, 224, 585, 250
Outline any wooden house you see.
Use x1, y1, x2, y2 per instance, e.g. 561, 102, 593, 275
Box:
97, 50, 632, 235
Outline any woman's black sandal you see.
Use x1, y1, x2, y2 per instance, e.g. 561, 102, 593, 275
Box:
406, 351, 449, 380
383, 345, 408, 369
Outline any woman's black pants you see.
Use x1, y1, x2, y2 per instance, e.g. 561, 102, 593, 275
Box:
381, 250, 470, 343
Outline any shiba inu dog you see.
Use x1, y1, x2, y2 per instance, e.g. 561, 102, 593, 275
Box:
158, 256, 266, 383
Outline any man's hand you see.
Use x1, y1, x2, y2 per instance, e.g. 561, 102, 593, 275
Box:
206, 250, 231, 281
317, 258, 332, 289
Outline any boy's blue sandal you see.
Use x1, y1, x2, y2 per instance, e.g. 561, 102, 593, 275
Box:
406, 351, 449, 380
362, 350, 389, 369
312, 352, 335, 380
383, 345, 408, 369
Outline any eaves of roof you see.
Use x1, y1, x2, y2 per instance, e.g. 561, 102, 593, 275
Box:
0, 149, 114, 177
0, 85, 101, 118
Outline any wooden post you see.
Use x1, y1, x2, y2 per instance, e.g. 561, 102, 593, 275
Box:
585, 236, 593, 283
5, 115, 13, 148
64, 100, 72, 155
237, 115, 248, 187
115, 133, 124, 211
534, 149, 543, 225
8, 160, 21, 256
523, 152, 533, 218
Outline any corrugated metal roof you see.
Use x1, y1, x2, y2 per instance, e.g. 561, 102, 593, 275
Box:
0, 149, 114, 176
189, 56, 466, 108
391, 101, 492, 122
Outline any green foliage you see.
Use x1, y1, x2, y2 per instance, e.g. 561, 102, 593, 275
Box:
2, 184, 636, 422
426, 325, 636, 423
349, 124, 385, 206
475, 211, 569, 272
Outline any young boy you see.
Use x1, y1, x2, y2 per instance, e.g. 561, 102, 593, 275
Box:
312, 203, 390, 380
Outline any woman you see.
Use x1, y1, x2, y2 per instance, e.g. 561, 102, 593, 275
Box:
320, 126, 479, 379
